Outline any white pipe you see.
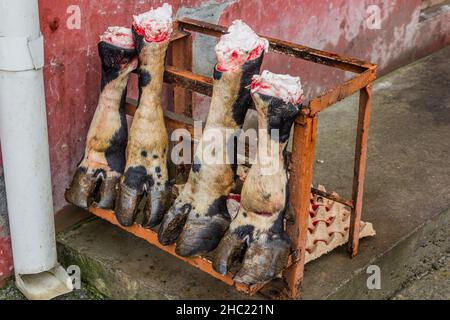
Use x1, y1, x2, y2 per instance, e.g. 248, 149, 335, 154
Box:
0, 0, 72, 299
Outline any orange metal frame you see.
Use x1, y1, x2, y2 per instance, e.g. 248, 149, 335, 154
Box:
87, 18, 377, 299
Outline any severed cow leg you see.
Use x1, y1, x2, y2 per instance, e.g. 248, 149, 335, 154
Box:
213, 71, 304, 285
158, 21, 268, 257
65, 27, 137, 209
115, 4, 173, 227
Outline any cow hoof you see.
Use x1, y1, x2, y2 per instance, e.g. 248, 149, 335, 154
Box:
233, 235, 290, 286
65, 167, 96, 209
157, 202, 191, 246
115, 183, 141, 227
212, 232, 246, 275
142, 186, 173, 228
96, 173, 120, 209
175, 213, 230, 257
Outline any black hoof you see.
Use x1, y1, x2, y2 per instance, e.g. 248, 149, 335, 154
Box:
114, 183, 141, 227
96, 173, 120, 209
212, 232, 246, 275
65, 167, 96, 209
175, 213, 230, 257
234, 235, 290, 285
142, 186, 173, 228
158, 202, 191, 246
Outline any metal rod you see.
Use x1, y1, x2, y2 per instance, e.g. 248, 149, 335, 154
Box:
177, 18, 376, 74
348, 84, 373, 258
283, 115, 318, 299
307, 68, 376, 116
160, 65, 374, 120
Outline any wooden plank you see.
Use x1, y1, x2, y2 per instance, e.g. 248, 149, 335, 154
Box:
348, 84, 373, 257
283, 115, 318, 299
177, 18, 376, 73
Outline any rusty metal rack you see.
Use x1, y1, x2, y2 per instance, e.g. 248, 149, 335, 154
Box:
88, 18, 377, 299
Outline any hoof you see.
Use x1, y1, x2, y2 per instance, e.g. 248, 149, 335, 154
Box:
233, 235, 290, 285
142, 186, 173, 228
212, 232, 246, 275
175, 213, 230, 257
157, 202, 191, 246
65, 167, 96, 208
115, 183, 141, 227
96, 173, 120, 209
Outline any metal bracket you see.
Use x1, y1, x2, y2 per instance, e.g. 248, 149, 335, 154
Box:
15, 264, 74, 300
0, 33, 44, 71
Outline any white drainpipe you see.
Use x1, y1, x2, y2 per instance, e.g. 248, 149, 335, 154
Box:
0, 0, 73, 299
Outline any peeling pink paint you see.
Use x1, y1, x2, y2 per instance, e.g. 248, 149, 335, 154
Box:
218, 0, 449, 98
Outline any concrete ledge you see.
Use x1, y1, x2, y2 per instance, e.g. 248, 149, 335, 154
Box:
57, 217, 255, 300
56, 206, 449, 300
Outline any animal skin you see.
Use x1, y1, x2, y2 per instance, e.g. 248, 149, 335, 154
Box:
212, 91, 300, 285
157, 55, 264, 257
114, 24, 172, 228
65, 34, 137, 209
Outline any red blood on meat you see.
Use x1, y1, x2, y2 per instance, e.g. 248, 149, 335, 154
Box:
227, 194, 241, 202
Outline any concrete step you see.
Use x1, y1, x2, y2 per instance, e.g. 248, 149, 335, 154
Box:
56, 46, 450, 300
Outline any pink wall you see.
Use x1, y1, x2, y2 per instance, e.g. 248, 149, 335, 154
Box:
0, 0, 449, 285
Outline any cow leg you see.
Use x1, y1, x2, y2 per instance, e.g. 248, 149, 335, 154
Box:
65, 27, 137, 210
213, 72, 303, 285
115, 6, 173, 227
158, 21, 267, 256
